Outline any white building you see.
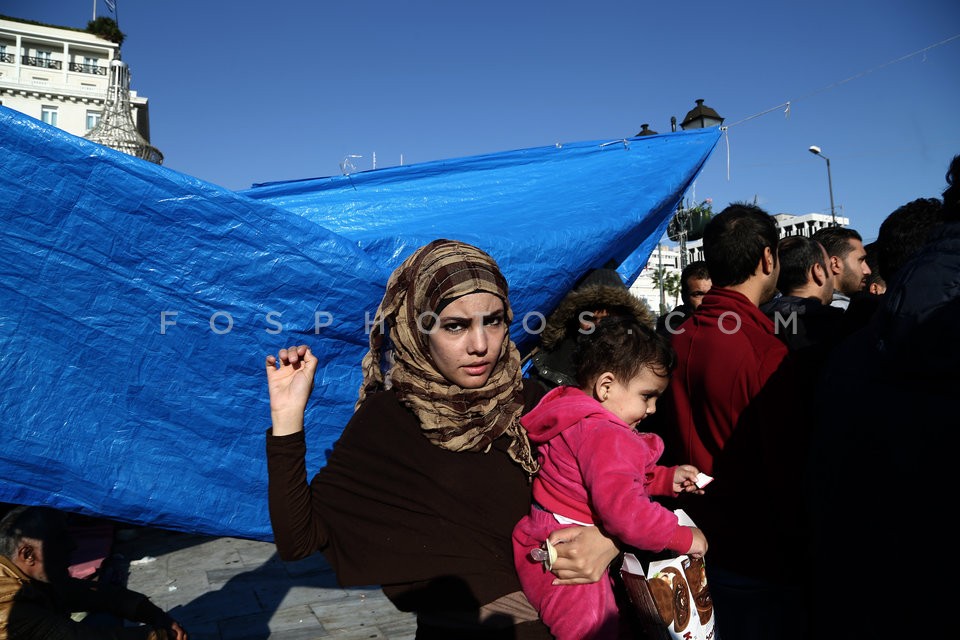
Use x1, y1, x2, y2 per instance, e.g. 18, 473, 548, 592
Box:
628, 243, 684, 314
631, 212, 852, 314
686, 212, 850, 263
0, 16, 153, 143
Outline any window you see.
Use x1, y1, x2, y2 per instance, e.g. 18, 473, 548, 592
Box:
37, 50, 52, 66
84, 56, 98, 74
86, 110, 101, 131
41, 106, 58, 127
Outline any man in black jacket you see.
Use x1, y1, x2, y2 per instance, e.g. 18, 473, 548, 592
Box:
760, 235, 844, 352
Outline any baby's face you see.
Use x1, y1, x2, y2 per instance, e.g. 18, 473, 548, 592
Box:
603, 367, 670, 428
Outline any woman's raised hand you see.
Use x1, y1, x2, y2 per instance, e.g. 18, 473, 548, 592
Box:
265, 344, 318, 436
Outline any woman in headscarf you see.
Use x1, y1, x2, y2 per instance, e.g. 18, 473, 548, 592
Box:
266, 239, 618, 639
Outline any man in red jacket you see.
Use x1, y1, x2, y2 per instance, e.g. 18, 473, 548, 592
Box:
662, 203, 809, 640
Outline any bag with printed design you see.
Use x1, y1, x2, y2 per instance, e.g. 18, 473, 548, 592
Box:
618, 510, 716, 639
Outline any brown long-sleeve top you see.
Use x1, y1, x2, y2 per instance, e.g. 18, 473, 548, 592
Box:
267, 386, 548, 620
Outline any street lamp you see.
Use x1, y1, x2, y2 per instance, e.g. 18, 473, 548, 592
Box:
680, 99, 725, 130
671, 99, 724, 267
808, 145, 837, 227
641, 100, 724, 311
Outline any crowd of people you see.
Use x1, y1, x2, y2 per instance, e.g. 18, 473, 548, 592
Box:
4, 154, 955, 639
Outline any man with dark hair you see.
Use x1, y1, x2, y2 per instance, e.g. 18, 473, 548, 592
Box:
811, 226, 871, 310
0, 505, 186, 640
761, 235, 844, 352
655, 260, 711, 335
662, 202, 808, 639
875, 197, 945, 282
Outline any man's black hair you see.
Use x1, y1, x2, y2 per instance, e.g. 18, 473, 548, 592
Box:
702, 202, 779, 288
876, 197, 945, 280
0, 506, 67, 559
775, 235, 826, 295
811, 226, 862, 260
679, 261, 710, 295
943, 154, 959, 220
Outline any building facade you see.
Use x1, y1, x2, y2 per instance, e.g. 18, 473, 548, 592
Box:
629, 243, 684, 315
0, 16, 152, 142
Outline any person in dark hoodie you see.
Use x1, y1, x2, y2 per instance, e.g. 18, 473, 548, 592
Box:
808, 155, 960, 640
526, 268, 654, 391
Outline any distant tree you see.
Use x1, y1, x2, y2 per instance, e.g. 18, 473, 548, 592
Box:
86, 17, 125, 45
651, 266, 681, 314
667, 271, 681, 306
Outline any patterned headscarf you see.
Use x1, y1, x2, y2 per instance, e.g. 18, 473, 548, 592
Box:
357, 239, 538, 474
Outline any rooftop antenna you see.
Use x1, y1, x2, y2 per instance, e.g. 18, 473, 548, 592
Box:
340, 154, 362, 175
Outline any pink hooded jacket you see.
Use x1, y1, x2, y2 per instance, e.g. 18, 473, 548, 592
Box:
523, 386, 692, 554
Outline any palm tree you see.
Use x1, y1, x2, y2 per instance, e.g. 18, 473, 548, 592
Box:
666, 271, 681, 307
650, 267, 681, 315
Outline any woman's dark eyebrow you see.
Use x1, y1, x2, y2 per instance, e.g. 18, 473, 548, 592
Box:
441, 309, 504, 322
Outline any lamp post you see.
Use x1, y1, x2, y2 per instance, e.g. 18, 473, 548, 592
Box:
672, 99, 724, 267
808, 145, 837, 227
680, 99, 725, 130
657, 242, 666, 315
640, 100, 723, 310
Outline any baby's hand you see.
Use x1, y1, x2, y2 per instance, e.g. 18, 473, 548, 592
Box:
673, 464, 704, 494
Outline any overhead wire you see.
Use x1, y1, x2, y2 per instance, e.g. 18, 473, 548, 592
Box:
717, 33, 960, 180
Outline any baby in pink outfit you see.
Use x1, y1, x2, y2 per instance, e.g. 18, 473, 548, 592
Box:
514, 316, 707, 639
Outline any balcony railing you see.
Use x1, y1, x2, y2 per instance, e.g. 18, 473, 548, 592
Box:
68, 61, 106, 75
22, 55, 61, 70
0, 52, 14, 64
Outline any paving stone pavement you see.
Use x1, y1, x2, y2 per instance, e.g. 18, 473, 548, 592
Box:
111, 527, 417, 640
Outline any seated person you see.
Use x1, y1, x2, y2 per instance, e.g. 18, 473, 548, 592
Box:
0, 505, 187, 640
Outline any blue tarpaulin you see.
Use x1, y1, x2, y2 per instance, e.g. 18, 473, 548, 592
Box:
0, 105, 720, 540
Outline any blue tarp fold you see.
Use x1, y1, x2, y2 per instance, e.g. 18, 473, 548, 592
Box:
0, 106, 719, 539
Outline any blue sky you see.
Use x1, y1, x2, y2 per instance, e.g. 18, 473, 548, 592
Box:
5, 0, 959, 242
